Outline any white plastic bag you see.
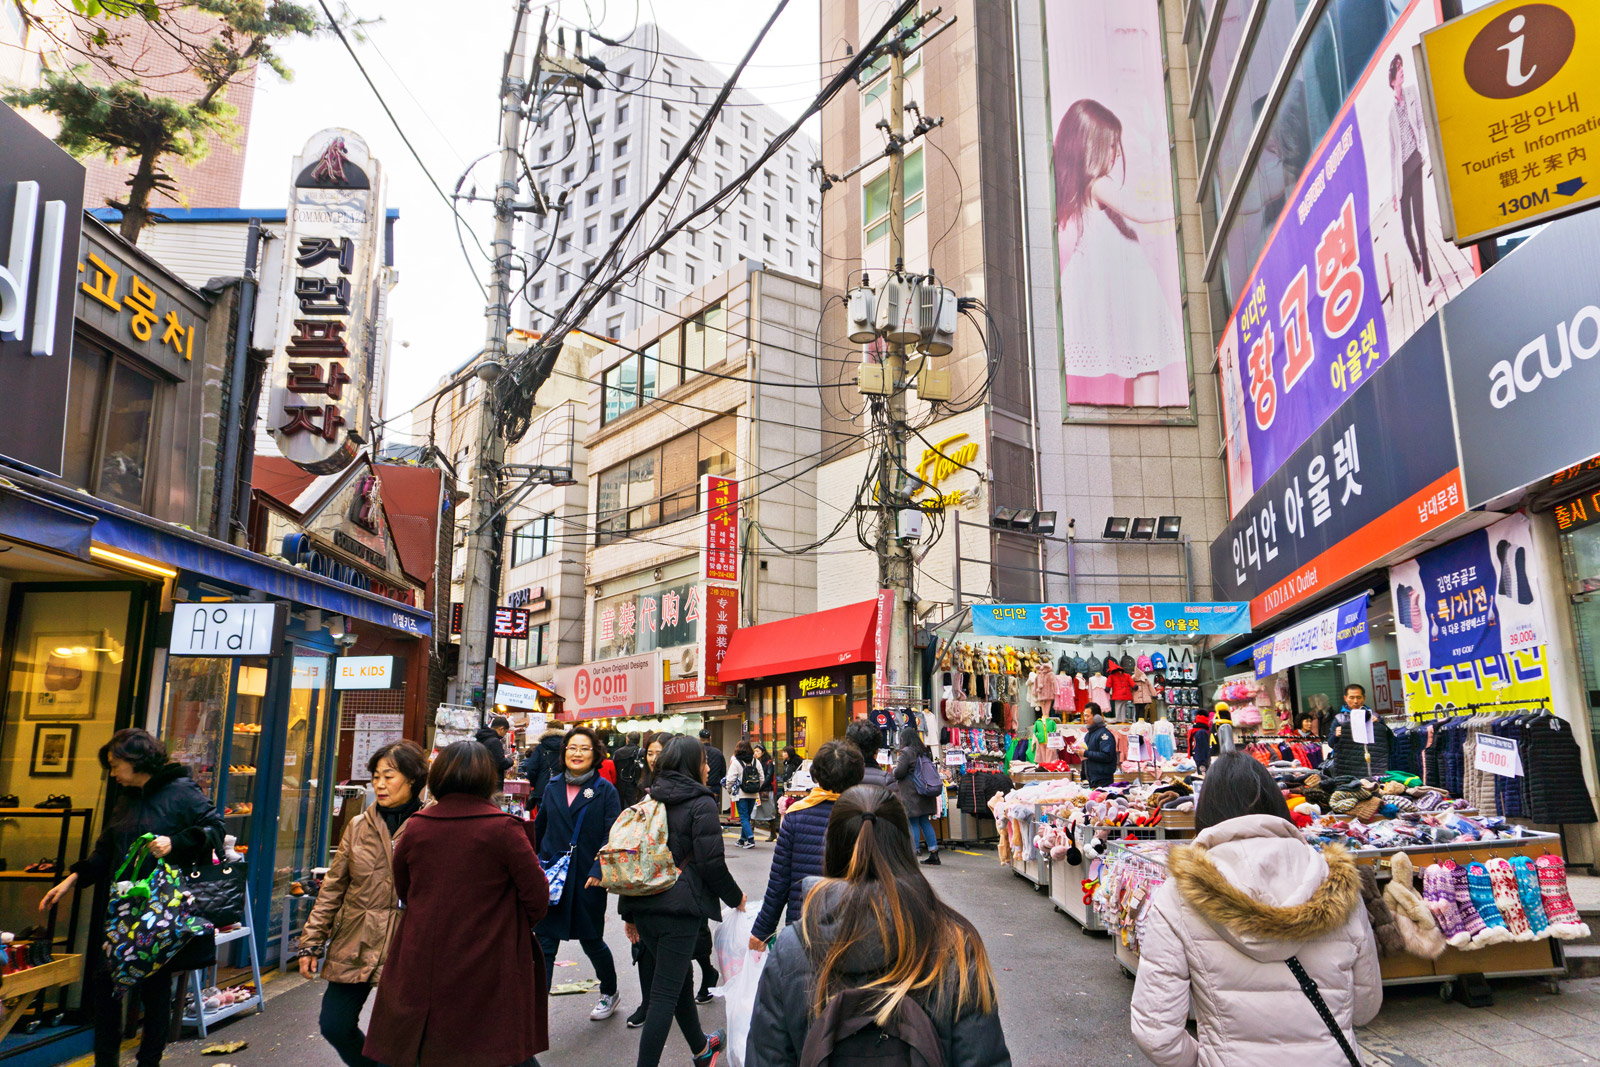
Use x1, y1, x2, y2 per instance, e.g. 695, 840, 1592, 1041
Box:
709, 905, 766, 1067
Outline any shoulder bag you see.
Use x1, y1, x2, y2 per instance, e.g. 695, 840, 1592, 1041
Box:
105, 834, 213, 987
1285, 955, 1363, 1066
543, 802, 590, 906
185, 850, 247, 929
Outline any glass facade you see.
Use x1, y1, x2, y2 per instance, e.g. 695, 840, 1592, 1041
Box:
1190, 0, 1403, 330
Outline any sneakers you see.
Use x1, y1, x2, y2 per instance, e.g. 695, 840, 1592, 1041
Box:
626, 1003, 647, 1028
738, 840, 755, 850
694, 1028, 726, 1066
590, 993, 618, 1021
695, 986, 714, 1004
921, 851, 941, 866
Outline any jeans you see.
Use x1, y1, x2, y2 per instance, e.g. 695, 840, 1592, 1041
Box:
319, 980, 381, 1067
634, 913, 710, 1067
1400, 151, 1431, 282
735, 797, 755, 843
538, 933, 618, 996
910, 814, 939, 853
91, 967, 174, 1067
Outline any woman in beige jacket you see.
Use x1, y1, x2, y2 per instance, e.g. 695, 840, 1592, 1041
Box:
298, 740, 429, 1067
1131, 753, 1382, 1067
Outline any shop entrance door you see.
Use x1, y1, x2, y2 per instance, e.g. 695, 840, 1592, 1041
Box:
272, 648, 334, 906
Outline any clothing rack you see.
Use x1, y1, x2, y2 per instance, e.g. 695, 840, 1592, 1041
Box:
1406, 697, 1551, 722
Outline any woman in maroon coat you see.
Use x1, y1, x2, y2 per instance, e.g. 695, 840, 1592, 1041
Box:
364, 741, 550, 1067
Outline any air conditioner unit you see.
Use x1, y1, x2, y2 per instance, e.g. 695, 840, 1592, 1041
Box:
680, 645, 699, 677
916, 283, 957, 355
846, 275, 877, 344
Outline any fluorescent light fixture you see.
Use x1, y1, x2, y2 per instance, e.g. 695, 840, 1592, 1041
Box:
1156, 516, 1182, 540
1103, 517, 1131, 539
1034, 511, 1057, 535
1130, 517, 1158, 540
90, 545, 177, 579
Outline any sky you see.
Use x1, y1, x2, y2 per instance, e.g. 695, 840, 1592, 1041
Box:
239, 0, 824, 447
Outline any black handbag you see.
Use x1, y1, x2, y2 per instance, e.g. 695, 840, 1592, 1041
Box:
185, 854, 248, 928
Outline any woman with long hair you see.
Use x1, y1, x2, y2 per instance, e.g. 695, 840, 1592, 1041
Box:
746, 784, 1011, 1067
299, 740, 429, 1067
1053, 97, 1181, 402
534, 725, 623, 1021
751, 742, 778, 842
1130, 752, 1381, 1066
728, 739, 760, 849
363, 741, 550, 1067
891, 726, 941, 865
620, 734, 744, 1067
625, 731, 672, 1029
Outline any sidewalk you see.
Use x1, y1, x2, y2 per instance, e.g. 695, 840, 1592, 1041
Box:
1361, 979, 1600, 1066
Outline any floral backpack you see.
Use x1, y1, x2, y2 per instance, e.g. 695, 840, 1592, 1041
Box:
597, 798, 680, 897
105, 834, 212, 987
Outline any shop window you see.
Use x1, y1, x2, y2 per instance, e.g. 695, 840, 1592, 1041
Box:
595, 414, 737, 544
62, 340, 160, 511
274, 647, 333, 902
532, 622, 550, 666
600, 302, 725, 426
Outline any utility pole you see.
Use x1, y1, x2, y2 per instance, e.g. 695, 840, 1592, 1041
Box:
879, 42, 913, 707
457, 0, 532, 717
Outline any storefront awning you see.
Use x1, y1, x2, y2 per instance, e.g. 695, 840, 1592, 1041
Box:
495, 663, 558, 700
717, 599, 879, 682
0, 482, 94, 560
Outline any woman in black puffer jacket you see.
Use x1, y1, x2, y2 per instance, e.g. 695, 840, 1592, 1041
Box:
42, 729, 224, 1067
620, 735, 745, 1067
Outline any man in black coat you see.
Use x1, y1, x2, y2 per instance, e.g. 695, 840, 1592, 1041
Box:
474, 714, 514, 790
613, 731, 643, 808
1081, 711, 1119, 787
519, 729, 565, 811
699, 728, 727, 808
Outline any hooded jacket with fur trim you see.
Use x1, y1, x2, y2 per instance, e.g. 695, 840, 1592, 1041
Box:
1130, 814, 1382, 1067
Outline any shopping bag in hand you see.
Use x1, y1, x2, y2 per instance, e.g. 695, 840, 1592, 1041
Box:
709, 904, 766, 1067
105, 833, 213, 987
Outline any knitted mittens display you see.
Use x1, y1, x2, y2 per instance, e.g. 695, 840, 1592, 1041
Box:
1485, 858, 1535, 941
1511, 855, 1551, 938
1422, 862, 1472, 948
1454, 861, 1512, 946
1536, 854, 1593, 939
1383, 853, 1446, 960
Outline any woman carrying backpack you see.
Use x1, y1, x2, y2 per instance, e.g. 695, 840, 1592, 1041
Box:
535, 726, 623, 1022
745, 784, 1011, 1067
892, 726, 942, 865
727, 740, 763, 849
621, 735, 745, 1067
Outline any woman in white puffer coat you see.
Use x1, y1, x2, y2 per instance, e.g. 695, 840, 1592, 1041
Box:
1130, 752, 1383, 1067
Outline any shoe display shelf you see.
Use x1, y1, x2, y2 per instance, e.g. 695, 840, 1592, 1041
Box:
0, 806, 91, 1031
181, 884, 264, 1037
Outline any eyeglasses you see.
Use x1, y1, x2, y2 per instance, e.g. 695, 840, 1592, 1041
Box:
568, 745, 594, 754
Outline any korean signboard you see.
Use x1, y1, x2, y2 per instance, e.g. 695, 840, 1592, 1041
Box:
1388, 512, 1545, 674
553, 651, 663, 721
1419, 0, 1600, 243
0, 103, 84, 477
874, 588, 893, 705
76, 226, 207, 381
169, 603, 288, 656
1210, 316, 1466, 624
697, 585, 740, 698
1402, 643, 1552, 717
702, 476, 740, 585
493, 607, 530, 639
267, 129, 385, 474
1552, 484, 1600, 534
786, 672, 851, 700
1439, 207, 1600, 507
1219, 0, 1478, 514
971, 602, 1251, 638
1251, 595, 1370, 678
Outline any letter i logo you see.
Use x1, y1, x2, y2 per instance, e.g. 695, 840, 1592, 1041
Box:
1499, 14, 1536, 88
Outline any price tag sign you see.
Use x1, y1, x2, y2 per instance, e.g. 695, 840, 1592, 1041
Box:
1474, 734, 1524, 778
944, 751, 967, 767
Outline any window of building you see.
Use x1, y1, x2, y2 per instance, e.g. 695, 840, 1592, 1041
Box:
658, 251, 671, 269
607, 316, 623, 337
686, 230, 697, 247
763, 169, 774, 187
596, 414, 737, 542
739, 222, 748, 242
616, 102, 629, 125
558, 274, 569, 293
565, 131, 576, 152
585, 187, 600, 207
530, 623, 550, 666
656, 287, 668, 306
584, 221, 597, 245
63, 339, 160, 510
862, 148, 925, 244
600, 302, 726, 426
589, 118, 603, 137
603, 357, 640, 424
786, 215, 795, 234
562, 164, 575, 184
539, 144, 552, 163
532, 282, 544, 302
862, 8, 922, 103
740, 120, 751, 139
510, 516, 552, 566
786, 185, 795, 203
614, 136, 629, 158
613, 174, 626, 196
662, 102, 674, 124
589, 150, 600, 171
763, 235, 774, 253
763, 202, 773, 222
685, 262, 696, 286
612, 210, 626, 232
662, 139, 672, 160
716, 138, 728, 157
558, 235, 571, 254
608, 292, 620, 308
786, 249, 794, 268
713, 242, 723, 263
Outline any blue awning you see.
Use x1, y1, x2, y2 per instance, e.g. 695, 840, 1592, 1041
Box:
1223, 646, 1255, 668
0, 467, 432, 637
0, 484, 94, 559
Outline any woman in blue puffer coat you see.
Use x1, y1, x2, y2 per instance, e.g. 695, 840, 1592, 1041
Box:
747, 740, 865, 950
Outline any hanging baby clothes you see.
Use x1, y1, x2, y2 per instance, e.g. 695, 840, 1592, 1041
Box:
1089, 673, 1110, 712
1054, 673, 1076, 715
1153, 719, 1175, 760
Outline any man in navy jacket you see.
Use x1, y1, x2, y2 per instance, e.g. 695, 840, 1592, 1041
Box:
1081, 710, 1119, 788
748, 740, 865, 948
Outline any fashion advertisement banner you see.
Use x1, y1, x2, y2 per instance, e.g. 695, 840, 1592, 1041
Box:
1401, 644, 1552, 717
1438, 209, 1600, 507
1044, 0, 1187, 408
1252, 595, 1371, 679
1220, 0, 1478, 514
1210, 316, 1466, 624
1388, 513, 1544, 675
970, 602, 1250, 638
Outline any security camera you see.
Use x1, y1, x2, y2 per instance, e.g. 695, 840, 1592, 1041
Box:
335, 632, 359, 649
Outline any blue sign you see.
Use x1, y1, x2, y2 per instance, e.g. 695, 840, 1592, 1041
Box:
1252, 594, 1370, 678
970, 602, 1251, 638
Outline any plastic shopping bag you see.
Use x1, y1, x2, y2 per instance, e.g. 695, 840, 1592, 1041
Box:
709, 905, 767, 1067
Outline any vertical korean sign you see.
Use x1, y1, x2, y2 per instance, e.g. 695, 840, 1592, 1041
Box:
874, 588, 893, 706
1218, 0, 1479, 515
697, 585, 739, 699
702, 476, 740, 585
267, 129, 385, 474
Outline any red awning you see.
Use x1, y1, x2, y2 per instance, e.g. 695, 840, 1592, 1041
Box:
716, 599, 880, 682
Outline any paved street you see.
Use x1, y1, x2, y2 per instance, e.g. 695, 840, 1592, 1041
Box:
71, 833, 1600, 1067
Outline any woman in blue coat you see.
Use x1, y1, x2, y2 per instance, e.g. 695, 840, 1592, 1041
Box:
534, 726, 623, 1021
